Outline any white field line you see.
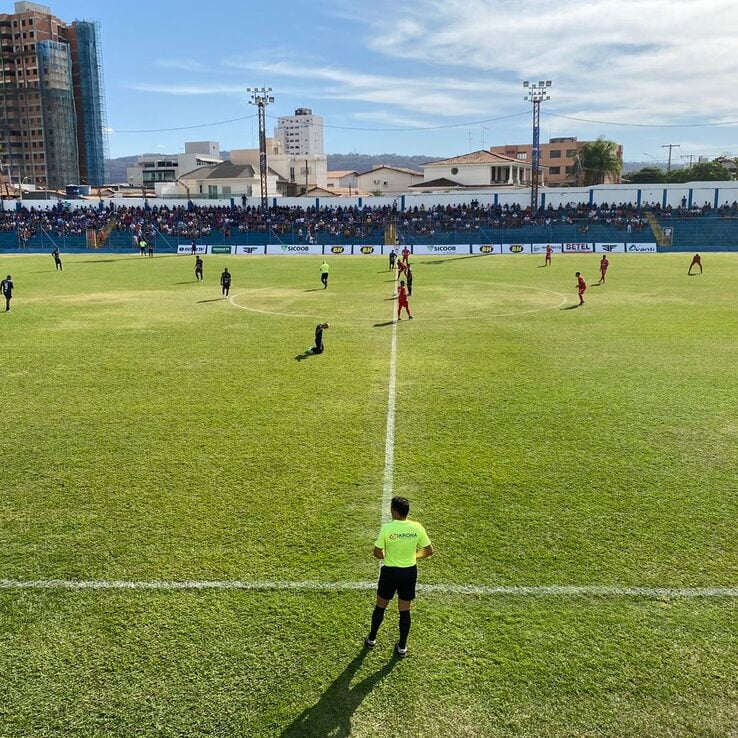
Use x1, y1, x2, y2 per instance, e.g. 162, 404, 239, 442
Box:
1, 579, 737, 598
381, 295, 399, 523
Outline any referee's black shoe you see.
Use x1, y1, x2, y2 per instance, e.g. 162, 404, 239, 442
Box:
364, 636, 376, 649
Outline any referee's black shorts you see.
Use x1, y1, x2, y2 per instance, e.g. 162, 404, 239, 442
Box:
377, 564, 418, 601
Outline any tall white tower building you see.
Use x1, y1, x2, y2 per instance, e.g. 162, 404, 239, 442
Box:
274, 108, 324, 156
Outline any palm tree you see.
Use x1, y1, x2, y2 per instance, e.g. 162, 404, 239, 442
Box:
574, 138, 623, 186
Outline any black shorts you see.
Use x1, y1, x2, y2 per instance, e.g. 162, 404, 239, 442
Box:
377, 565, 417, 601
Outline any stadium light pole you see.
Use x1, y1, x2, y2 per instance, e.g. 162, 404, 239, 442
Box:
247, 87, 275, 211
523, 80, 552, 212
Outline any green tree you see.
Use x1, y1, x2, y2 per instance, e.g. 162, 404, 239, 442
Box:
626, 167, 666, 184
574, 137, 623, 185
666, 161, 731, 183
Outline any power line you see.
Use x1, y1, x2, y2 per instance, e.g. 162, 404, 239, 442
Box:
111, 114, 257, 133
543, 112, 738, 128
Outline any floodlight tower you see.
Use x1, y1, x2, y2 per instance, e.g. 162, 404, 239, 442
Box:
247, 87, 275, 210
523, 80, 552, 212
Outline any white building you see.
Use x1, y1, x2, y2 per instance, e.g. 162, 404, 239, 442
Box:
163, 161, 279, 199
413, 150, 537, 192
326, 170, 359, 190
231, 139, 327, 195
127, 141, 222, 188
274, 108, 324, 156
356, 165, 424, 195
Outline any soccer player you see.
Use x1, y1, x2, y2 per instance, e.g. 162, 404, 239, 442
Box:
147, 241, 154, 258
688, 253, 702, 275
365, 496, 434, 658
1, 274, 13, 312
52, 246, 63, 271
388, 249, 397, 271
576, 271, 587, 306
139, 238, 147, 256
406, 265, 414, 296
220, 267, 232, 297
195, 255, 203, 281
397, 280, 412, 320
545, 244, 553, 266
320, 260, 330, 289
598, 255, 609, 284
312, 322, 329, 354
401, 246, 411, 264
397, 258, 408, 281
190, 240, 197, 255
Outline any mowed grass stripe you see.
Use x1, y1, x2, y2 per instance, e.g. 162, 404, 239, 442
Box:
2, 578, 737, 597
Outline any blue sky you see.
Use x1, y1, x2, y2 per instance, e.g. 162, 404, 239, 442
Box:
24, 0, 738, 160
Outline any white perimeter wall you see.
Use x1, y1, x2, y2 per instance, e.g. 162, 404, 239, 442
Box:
10, 181, 738, 212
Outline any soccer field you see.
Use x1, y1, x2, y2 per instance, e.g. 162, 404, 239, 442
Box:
1, 251, 737, 737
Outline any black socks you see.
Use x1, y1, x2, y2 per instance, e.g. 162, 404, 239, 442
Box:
369, 606, 385, 640
399, 610, 411, 648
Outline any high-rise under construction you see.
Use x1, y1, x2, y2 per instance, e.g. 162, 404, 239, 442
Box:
0, 1, 107, 190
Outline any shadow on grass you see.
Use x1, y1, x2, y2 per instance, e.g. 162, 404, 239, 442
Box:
420, 254, 487, 265
197, 298, 224, 303
373, 320, 396, 327
281, 650, 398, 737
561, 304, 581, 310
173, 281, 196, 285
304, 288, 324, 292
295, 349, 322, 361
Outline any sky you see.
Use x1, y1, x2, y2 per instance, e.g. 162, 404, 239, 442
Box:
18, 0, 738, 161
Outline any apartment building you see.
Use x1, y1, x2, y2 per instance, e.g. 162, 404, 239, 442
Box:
0, 1, 107, 189
489, 137, 623, 187
127, 142, 222, 188
274, 108, 323, 156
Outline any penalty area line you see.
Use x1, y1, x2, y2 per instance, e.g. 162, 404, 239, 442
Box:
0, 579, 737, 598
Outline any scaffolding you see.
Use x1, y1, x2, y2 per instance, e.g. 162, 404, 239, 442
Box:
37, 40, 80, 188
71, 21, 108, 186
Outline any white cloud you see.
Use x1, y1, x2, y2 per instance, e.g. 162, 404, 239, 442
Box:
360, 0, 738, 124
351, 111, 437, 128
224, 57, 516, 116
129, 83, 246, 95
154, 58, 208, 72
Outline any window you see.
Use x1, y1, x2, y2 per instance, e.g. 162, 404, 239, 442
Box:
565, 166, 574, 174
516, 152, 527, 160
549, 166, 560, 175
222, 186, 231, 194
566, 149, 577, 157
549, 150, 561, 158
451, 167, 459, 175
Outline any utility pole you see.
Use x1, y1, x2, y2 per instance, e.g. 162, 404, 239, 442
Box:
661, 143, 680, 173
680, 153, 696, 167
523, 80, 552, 211
247, 87, 275, 210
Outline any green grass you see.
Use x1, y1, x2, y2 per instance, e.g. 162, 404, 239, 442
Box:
0, 251, 736, 736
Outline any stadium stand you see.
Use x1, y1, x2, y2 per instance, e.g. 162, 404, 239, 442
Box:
1, 201, 737, 251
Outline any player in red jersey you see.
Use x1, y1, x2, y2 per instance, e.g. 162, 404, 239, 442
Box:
544, 244, 553, 266
688, 253, 702, 275
576, 271, 587, 305
401, 246, 411, 264
597, 255, 609, 284
397, 259, 408, 280
397, 280, 413, 320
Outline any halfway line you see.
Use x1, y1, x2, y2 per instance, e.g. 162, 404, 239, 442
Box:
1, 579, 737, 598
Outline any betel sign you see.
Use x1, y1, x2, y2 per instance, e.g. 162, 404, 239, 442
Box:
627, 243, 658, 253
563, 242, 594, 253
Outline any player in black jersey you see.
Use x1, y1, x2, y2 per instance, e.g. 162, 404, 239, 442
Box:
313, 322, 329, 354
52, 247, 63, 271
220, 268, 232, 297
195, 256, 203, 281
1, 275, 13, 311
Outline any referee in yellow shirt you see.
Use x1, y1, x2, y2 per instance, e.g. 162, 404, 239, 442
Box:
365, 496, 434, 658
